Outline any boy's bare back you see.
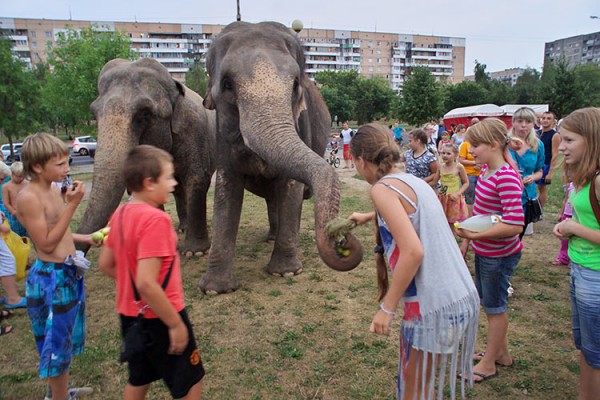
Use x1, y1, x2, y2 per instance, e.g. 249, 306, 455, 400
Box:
17, 180, 82, 263
3, 180, 28, 214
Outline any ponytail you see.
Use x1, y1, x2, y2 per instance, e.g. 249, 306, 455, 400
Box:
374, 219, 389, 301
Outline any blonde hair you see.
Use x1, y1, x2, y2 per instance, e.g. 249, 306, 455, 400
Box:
465, 118, 521, 178
509, 107, 539, 152
560, 107, 600, 188
442, 142, 459, 155
10, 161, 23, 176
21, 133, 70, 179
0, 161, 10, 179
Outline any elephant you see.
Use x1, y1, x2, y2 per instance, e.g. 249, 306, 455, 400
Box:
77, 58, 216, 255
199, 21, 363, 294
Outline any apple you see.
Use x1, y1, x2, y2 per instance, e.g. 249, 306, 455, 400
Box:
100, 227, 110, 236
341, 249, 351, 257
92, 231, 104, 244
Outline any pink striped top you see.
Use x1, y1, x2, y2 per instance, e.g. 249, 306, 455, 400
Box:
472, 163, 524, 257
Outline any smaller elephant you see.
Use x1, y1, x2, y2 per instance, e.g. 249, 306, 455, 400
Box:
77, 58, 216, 255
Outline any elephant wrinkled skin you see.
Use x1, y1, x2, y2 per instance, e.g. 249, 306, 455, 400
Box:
77, 58, 216, 255
199, 21, 363, 294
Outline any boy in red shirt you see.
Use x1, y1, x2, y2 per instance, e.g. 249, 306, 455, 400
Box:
99, 145, 205, 399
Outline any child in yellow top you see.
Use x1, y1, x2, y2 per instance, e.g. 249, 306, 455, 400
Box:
438, 143, 469, 229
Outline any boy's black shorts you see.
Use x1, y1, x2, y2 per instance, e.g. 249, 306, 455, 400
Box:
120, 309, 205, 398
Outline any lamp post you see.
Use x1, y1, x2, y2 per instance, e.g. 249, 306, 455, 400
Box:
292, 19, 303, 39
237, 0, 241, 21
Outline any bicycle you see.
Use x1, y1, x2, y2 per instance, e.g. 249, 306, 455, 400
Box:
327, 148, 340, 168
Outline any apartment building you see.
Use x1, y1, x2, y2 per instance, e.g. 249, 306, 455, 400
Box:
544, 31, 600, 67
0, 17, 466, 89
464, 67, 525, 87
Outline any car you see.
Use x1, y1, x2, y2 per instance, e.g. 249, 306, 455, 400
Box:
1, 143, 23, 164
72, 136, 97, 156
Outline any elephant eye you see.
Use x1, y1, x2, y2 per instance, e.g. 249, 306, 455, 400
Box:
222, 77, 233, 91
293, 78, 300, 95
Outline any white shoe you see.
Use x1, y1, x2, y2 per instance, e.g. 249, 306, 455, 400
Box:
524, 223, 534, 235
44, 386, 93, 400
507, 283, 514, 297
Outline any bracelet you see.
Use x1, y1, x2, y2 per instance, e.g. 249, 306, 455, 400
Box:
379, 302, 398, 316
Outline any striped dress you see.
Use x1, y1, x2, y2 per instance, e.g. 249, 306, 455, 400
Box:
472, 163, 524, 257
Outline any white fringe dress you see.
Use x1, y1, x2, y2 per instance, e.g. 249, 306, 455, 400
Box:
376, 173, 480, 400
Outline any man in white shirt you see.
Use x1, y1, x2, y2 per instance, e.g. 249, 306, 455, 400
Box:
338, 122, 354, 168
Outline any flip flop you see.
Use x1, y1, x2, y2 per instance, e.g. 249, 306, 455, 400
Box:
0, 310, 14, 321
0, 324, 13, 336
5, 298, 26, 309
460, 371, 498, 384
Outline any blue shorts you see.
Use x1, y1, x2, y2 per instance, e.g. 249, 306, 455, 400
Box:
474, 252, 521, 314
570, 262, 600, 368
535, 164, 551, 185
464, 175, 478, 205
26, 259, 86, 378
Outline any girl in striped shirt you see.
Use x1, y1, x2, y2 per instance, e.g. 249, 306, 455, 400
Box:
455, 118, 524, 383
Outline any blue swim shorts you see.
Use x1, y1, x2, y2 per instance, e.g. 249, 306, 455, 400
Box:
474, 252, 521, 314
26, 259, 86, 378
570, 262, 600, 368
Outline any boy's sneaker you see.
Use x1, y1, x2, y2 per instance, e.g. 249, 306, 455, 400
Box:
44, 386, 93, 400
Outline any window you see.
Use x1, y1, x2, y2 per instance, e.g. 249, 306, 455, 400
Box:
32, 41, 37, 48
45, 31, 51, 38
30, 31, 36, 38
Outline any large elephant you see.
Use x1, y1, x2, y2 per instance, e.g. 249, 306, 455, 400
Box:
199, 21, 363, 294
77, 58, 216, 255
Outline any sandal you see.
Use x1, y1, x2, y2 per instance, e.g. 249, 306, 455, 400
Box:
0, 324, 13, 336
0, 309, 14, 321
5, 298, 26, 309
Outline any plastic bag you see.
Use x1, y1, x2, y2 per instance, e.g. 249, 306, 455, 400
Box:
2, 219, 30, 281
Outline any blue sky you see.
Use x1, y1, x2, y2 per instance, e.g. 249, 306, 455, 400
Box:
2, 0, 600, 73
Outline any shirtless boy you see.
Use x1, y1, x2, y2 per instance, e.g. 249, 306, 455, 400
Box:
17, 133, 96, 400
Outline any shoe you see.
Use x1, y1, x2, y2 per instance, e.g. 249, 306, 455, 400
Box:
44, 386, 93, 400
5, 297, 26, 309
524, 223, 534, 235
507, 284, 514, 297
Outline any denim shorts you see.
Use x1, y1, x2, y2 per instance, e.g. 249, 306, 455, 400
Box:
570, 262, 600, 368
474, 252, 521, 314
464, 175, 479, 205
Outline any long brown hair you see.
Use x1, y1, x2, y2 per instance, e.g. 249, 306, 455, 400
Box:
350, 123, 401, 300
560, 107, 600, 188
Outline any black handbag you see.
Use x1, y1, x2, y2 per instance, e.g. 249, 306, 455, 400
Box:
117, 205, 174, 363
524, 197, 543, 225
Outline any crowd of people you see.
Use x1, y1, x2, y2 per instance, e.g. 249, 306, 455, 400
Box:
339, 107, 599, 399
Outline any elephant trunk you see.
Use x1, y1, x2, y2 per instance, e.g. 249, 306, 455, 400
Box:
76, 113, 137, 248
238, 103, 363, 272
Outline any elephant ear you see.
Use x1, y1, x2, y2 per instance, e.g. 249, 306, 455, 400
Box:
203, 72, 216, 110
171, 80, 192, 135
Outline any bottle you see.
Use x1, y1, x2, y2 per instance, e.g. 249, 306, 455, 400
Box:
454, 215, 502, 232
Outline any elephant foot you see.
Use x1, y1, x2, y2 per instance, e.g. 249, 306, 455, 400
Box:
179, 238, 211, 258
266, 230, 276, 243
198, 269, 240, 295
266, 254, 304, 277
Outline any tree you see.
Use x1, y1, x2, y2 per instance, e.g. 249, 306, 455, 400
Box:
0, 35, 40, 146
444, 81, 489, 111
353, 76, 396, 124
42, 27, 137, 134
575, 63, 600, 108
487, 80, 515, 106
474, 60, 490, 89
185, 61, 208, 97
547, 59, 585, 118
513, 68, 542, 104
315, 70, 359, 122
398, 66, 444, 125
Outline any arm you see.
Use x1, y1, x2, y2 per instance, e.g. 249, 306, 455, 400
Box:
546, 133, 561, 182
456, 221, 523, 241
72, 232, 97, 246
554, 175, 600, 244
349, 211, 376, 225
3, 184, 17, 215
369, 183, 424, 336
423, 159, 439, 185
136, 257, 188, 354
523, 168, 544, 186
98, 246, 116, 279
17, 182, 86, 254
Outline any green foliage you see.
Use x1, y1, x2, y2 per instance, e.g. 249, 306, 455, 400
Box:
185, 61, 208, 97
353, 76, 396, 124
315, 70, 358, 122
0, 35, 41, 143
513, 68, 542, 104
546, 59, 586, 118
444, 81, 489, 111
42, 27, 137, 133
474, 60, 490, 89
398, 66, 444, 125
575, 63, 600, 108
487, 80, 515, 105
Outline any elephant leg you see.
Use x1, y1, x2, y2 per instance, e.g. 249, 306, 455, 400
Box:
181, 174, 212, 257
266, 179, 304, 277
198, 169, 245, 294
173, 184, 187, 233
265, 197, 278, 243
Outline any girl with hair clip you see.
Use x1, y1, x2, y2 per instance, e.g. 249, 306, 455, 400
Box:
508, 107, 545, 236
553, 107, 600, 400
348, 123, 479, 399
455, 118, 524, 383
